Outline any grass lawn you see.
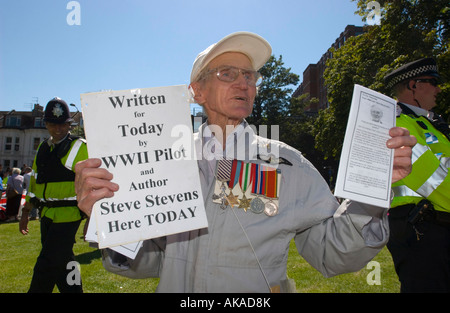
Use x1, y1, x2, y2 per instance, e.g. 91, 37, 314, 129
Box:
0, 219, 399, 293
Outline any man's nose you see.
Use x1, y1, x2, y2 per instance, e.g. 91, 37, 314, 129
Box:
234, 72, 250, 88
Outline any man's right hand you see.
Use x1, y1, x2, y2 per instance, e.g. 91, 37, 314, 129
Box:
74, 158, 119, 217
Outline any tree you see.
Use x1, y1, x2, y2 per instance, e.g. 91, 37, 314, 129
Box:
283, 94, 338, 187
248, 55, 299, 128
313, 0, 449, 161
248, 55, 337, 186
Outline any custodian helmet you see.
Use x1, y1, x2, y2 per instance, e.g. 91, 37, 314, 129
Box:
44, 97, 73, 124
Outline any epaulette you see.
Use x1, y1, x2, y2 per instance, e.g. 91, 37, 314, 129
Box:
257, 154, 292, 166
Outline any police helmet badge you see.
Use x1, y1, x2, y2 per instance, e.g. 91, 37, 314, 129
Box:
52, 103, 64, 118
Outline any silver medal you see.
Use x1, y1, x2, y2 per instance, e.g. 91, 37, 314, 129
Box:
264, 201, 278, 217
250, 197, 265, 214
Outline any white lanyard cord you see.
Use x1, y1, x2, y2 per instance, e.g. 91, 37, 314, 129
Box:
230, 206, 272, 292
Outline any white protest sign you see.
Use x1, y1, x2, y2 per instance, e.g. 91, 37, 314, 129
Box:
334, 84, 396, 208
81, 85, 208, 249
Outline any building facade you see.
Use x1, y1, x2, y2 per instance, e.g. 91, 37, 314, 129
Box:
293, 25, 366, 113
0, 104, 82, 171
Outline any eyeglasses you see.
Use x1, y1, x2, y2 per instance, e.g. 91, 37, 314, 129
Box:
203, 66, 263, 87
414, 78, 439, 87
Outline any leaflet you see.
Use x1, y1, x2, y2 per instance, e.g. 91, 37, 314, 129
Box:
334, 85, 396, 208
80, 85, 208, 249
85, 209, 142, 259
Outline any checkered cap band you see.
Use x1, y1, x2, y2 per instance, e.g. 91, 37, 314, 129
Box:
386, 64, 438, 89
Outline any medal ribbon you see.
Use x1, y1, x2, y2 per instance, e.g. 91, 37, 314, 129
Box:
216, 159, 233, 182
252, 163, 262, 194
239, 162, 252, 193
228, 161, 280, 198
228, 160, 240, 189
266, 168, 277, 198
251, 164, 280, 198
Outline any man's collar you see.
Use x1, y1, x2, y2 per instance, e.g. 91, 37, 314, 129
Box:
46, 132, 70, 147
198, 119, 256, 160
398, 102, 434, 119
200, 120, 248, 143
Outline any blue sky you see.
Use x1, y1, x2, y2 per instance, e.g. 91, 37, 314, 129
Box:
0, 0, 366, 114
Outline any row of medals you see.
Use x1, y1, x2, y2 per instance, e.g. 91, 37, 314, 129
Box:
213, 180, 278, 217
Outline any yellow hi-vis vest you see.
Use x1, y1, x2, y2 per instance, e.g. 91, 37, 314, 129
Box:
26, 135, 88, 223
392, 103, 450, 213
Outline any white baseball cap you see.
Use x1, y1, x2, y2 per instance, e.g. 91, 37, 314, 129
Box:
190, 31, 272, 83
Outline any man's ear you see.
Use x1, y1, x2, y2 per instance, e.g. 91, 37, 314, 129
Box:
189, 82, 205, 105
188, 85, 196, 98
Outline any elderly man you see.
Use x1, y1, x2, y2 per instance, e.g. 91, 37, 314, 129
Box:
384, 58, 450, 293
75, 32, 416, 292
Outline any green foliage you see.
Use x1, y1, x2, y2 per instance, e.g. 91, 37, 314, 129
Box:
281, 95, 338, 184
248, 55, 299, 127
313, 0, 450, 160
248, 56, 335, 181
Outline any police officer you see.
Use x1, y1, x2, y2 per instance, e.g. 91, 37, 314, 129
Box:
385, 58, 450, 292
19, 97, 88, 293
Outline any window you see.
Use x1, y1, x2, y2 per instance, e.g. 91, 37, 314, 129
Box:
33, 137, 41, 150
5, 116, 21, 127
14, 137, 20, 151
5, 137, 12, 151
34, 117, 45, 127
